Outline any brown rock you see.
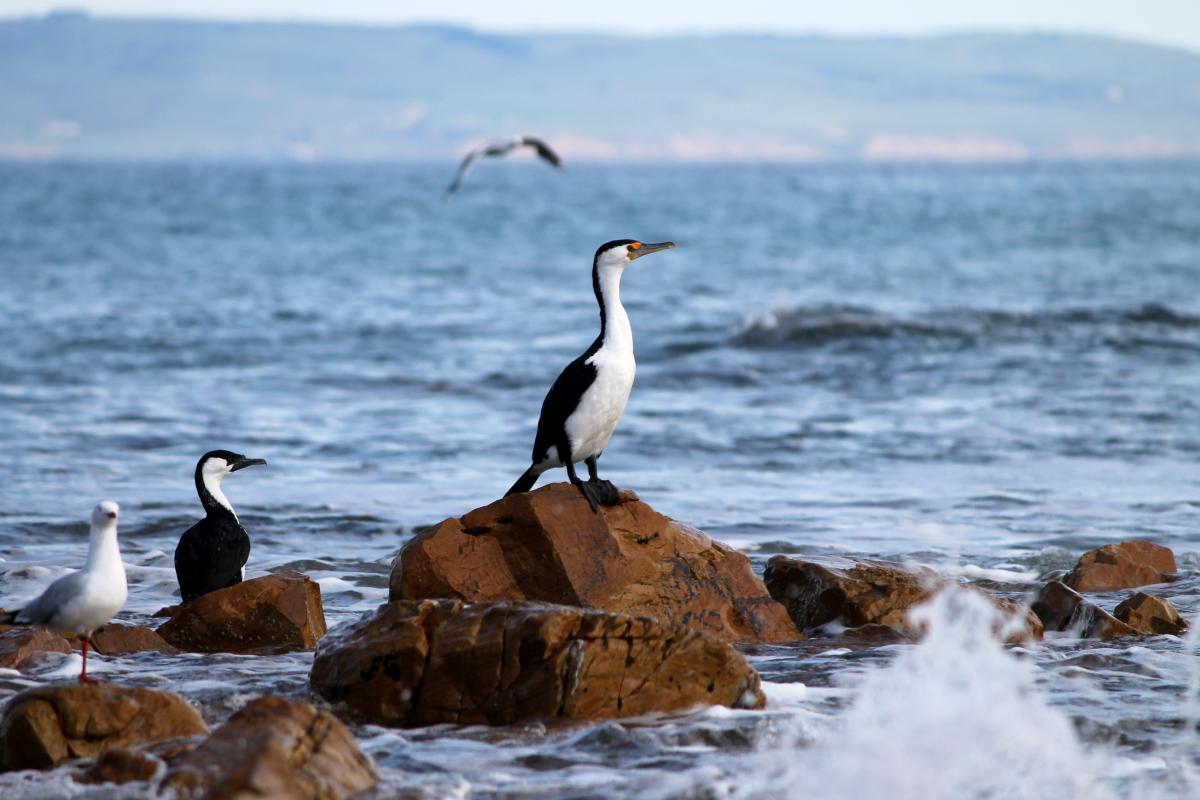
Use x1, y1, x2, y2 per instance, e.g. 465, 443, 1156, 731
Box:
311, 599, 766, 727
0, 684, 208, 771
156, 572, 326, 654
1032, 580, 1138, 640
763, 556, 1042, 643
0, 627, 72, 669
72, 624, 179, 655
1064, 541, 1176, 593
392, 483, 799, 644
77, 749, 163, 785
1114, 592, 1189, 636
160, 696, 377, 800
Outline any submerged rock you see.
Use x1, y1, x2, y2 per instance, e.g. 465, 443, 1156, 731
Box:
0, 684, 208, 771
156, 572, 326, 654
75, 624, 179, 655
763, 556, 1042, 643
160, 696, 377, 800
392, 483, 799, 644
0, 627, 71, 670
76, 748, 164, 785
1031, 580, 1138, 640
1114, 592, 1188, 636
310, 598, 766, 727
1064, 540, 1176, 593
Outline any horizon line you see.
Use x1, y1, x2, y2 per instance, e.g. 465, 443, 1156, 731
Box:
5, 9, 1200, 56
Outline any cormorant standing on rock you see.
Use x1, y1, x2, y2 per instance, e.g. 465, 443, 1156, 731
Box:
506, 239, 676, 511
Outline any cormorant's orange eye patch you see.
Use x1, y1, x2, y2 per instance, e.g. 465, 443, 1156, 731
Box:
629, 242, 642, 250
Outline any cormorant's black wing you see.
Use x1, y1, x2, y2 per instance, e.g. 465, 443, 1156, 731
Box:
530, 337, 601, 464
521, 136, 563, 168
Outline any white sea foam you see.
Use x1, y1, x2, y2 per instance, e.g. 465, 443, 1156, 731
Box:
713, 587, 1124, 800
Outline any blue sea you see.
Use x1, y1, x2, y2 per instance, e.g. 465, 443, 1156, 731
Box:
1, 161, 1199, 798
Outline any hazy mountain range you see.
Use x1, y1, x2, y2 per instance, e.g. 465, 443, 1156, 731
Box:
3, 10, 1200, 161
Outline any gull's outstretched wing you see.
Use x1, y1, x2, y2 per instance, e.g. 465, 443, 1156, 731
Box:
521, 136, 563, 168
445, 146, 487, 196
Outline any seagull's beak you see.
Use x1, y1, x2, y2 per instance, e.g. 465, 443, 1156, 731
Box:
230, 457, 267, 472
106, 511, 117, 519
628, 241, 676, 260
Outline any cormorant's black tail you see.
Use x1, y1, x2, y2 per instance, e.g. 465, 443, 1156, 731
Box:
1, 608, 23, 625
506, 466, 540, 497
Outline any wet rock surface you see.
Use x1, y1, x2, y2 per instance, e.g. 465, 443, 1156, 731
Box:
76, 748, 164, 785
160, 695, 377, 800
1064, 540, 1177, 593
156, 572, 327, 654
1031, 580, 1139, 640
0, 627, 71, 670
1114, 592, 1188, 636
0, 684, 208, 771
392, 483, 799, 645
763, 555, 1042, 642
75, 624, 179, 655
311, 598, 766, 727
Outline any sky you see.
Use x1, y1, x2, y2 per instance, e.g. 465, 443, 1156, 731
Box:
5, 0, 1200, 52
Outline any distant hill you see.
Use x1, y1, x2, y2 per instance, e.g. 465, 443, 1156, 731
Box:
2, 11, 1199, 160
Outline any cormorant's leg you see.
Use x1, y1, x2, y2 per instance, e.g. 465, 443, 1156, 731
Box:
584, 456, 620, 506
561, 437, 599, 513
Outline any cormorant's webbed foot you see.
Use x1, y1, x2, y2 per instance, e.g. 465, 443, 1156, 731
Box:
587, 478, 620, 506
572, 478, 600, 514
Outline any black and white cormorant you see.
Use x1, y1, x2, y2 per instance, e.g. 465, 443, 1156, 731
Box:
445, 135, 562, 196
506, 239, 676, 511
174, 449, 266, 602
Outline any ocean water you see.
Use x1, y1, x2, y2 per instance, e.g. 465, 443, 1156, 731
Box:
0, 160, 1198, 798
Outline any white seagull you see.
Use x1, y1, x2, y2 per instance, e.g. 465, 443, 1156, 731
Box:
2, 501, 129, 683
445, 135, 563, 196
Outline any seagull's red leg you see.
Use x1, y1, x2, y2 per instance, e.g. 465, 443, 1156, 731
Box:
79, 635, 92, 684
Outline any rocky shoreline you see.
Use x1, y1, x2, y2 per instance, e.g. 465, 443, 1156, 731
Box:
0, 482, 1189, 796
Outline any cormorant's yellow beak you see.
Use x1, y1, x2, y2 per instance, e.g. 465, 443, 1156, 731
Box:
628, 241, 675, 260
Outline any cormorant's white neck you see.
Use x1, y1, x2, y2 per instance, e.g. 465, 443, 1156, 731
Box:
596, 263, 632, 353
86, 520, 124, 575
202, 470, 238, 520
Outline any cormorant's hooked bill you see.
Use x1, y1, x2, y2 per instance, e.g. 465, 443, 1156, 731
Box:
230, 456, 267, 471
445, 135, 563, 197
626, 241, 675, 259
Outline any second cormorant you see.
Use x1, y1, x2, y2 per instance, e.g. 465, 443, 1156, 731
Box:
174, 449, 266, 602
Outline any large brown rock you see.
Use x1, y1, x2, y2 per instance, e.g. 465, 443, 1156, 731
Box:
392, 483, 799, 644
0, 627, 71, 669
156, 572, 327, 654
1114, 592, 1188, 636
763, 556, 1042, 643
1031, 581, 1138, 640
311, 599, 766, 727
160, 696, 377, 800
0, 684, 208, 771
1064, 541, 1176, 593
